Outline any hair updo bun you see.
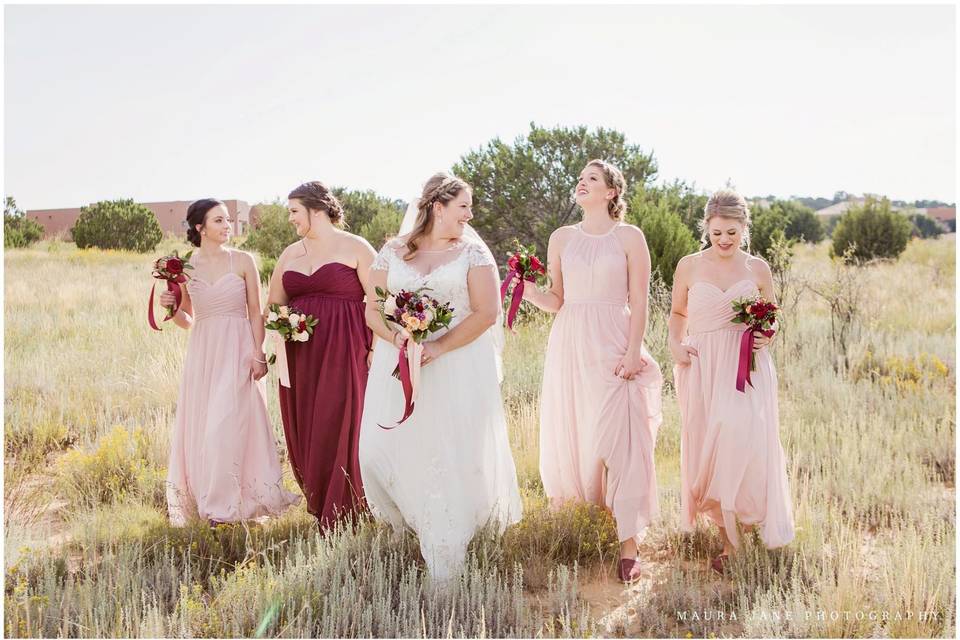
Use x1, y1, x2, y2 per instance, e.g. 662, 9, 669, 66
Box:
288, 181, 345, 227
186, 199, 225, 247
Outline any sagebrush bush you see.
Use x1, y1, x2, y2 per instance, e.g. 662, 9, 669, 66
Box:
55, 426, 165, 510
71, 199, 163, 252
830, 197, 912, 262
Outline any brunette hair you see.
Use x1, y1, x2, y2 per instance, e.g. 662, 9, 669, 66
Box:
288, 181, 345, 228
185, 199, 225, 247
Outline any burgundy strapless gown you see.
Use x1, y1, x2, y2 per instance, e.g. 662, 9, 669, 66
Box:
279, 263, 372, 529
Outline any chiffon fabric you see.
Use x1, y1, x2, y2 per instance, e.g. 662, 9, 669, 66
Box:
167, 251, 300, 525
674, 278, 794, 548
539, 223, 664, 543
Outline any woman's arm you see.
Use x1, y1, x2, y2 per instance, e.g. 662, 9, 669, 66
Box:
668, 255, 698, 366
352, 237, 379, 362
365, 267, 407, 350
516, 227, 568, 314
160, 282, 194, 330
239, 251, 268, 380
613, 226, 651, 379
424, 264, 499, 364
752, 257, 778, 351
264, 245, 294, 316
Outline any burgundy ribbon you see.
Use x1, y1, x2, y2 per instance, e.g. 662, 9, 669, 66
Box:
736, 327, 774, 392
499, 269, 526, 331
148, 279, 183, 332
379, 343, 416, 430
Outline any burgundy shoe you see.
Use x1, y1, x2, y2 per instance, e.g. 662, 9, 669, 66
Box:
618, 558, 642, 584
710, 553, 730, 575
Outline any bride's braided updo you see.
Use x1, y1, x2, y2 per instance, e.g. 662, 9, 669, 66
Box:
404, 172, 471, 261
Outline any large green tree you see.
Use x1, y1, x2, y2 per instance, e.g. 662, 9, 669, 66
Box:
775, 200, 824, 243
333, 188, 405, 246
4, 196, 44, 248
453, 123, 658, 260
632, 180, 708, 238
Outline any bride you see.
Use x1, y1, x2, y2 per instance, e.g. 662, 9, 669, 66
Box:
359, 172, 523, 583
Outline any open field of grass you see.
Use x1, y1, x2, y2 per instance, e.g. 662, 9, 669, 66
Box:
3, 235, 955, 637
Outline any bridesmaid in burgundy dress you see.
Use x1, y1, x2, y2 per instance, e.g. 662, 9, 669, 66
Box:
265, 181, 377, 530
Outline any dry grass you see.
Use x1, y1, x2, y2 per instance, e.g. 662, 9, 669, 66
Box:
3, 236, 955, 637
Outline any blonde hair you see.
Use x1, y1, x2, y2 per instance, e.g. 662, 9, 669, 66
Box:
585, 159, 627, 220
404, 172, 471, 261
700, 189, 751, 250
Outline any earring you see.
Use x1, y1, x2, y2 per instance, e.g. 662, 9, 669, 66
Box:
202, 231, 206, 236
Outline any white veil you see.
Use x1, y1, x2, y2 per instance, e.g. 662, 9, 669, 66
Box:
400, 199, 506, 383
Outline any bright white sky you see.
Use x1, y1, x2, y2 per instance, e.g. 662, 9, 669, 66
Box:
4, 3, 956, 210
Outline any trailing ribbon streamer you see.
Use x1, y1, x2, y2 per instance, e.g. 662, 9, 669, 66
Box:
736, 327, 774, 392
148, 279, 183, 331
379, 338, 423, 429
499, 270, 526, 332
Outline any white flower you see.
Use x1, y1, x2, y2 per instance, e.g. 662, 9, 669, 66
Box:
279, 306, 290, 318
420, 308, 434, 325
267, 311, 279, 323
383, 296, 397, 316
295, 331, 310, 342
289, 313, 300, 326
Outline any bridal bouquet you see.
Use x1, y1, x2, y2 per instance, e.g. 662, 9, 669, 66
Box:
148, 250, 194, 331
375, 286, 454, 427
500, 240, 546, 331
265, 303, 318, 363
730, 295, 779, 392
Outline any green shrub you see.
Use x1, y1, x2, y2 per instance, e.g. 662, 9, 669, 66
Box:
779, 200, 824, 243
71, 199, 162, 252
4, 197, 44, 248
830, 197, 912, 262
627, 196, 698, 286
358, 207, 402, 247
242, 201, 298, 260
908, 213, 944, 239
750, 203, 792, 262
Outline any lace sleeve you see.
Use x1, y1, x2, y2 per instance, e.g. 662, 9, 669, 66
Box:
465, 240, 496, 269
372, 239, 400, 271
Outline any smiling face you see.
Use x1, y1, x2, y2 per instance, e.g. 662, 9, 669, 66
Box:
198, 204, 232, 245
574, 164, 616, 210
432, 188, 473, 239
707, 216, 746, 257
287, 198, 312, 237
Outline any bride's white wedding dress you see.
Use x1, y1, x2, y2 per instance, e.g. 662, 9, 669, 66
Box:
359, 236, 523, 583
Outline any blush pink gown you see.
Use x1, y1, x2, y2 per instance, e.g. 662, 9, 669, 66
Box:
539, 223, 664, 543
166, 251, 300, 525
674, 279, 794, 548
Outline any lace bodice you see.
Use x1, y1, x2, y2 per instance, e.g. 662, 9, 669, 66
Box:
372, 237, 495, 331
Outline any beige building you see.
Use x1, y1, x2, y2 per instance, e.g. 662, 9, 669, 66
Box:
26, 199, 252, 239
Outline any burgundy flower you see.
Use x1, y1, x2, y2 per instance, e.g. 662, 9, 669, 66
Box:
166, 258, 184, 275
529, 256, 544, 273
507, 254, 520, 271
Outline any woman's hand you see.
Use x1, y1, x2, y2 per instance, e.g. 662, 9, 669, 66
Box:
159, 290, 177, 309
509, 274, 529, 299
250, 354, 268, 381
752, 329, 775, 352
614, 349, 647, 380
670, 340, 699, 366
421, 341, 445, 367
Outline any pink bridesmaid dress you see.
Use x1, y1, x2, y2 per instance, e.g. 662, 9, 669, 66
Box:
674, 279, 794, 548
166, 250, 300, 525
539, 222, 664, 542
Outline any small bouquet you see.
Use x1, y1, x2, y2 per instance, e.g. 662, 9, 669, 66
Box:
148, 250, 194, 331
730, 295, 779, 392
500, 240, 547, 331
375, 286, 454, 427
265, 303, 318, 363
